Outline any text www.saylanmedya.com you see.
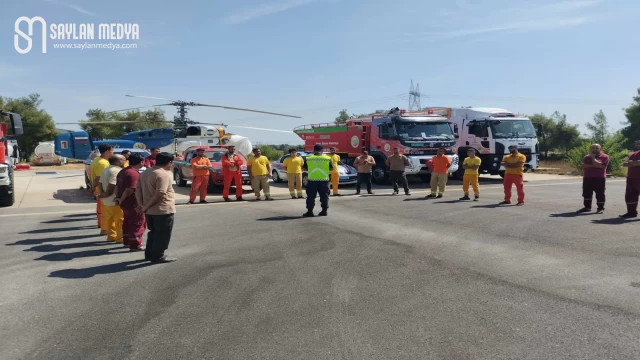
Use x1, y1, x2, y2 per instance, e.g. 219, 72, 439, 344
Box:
52, 42, 138, 50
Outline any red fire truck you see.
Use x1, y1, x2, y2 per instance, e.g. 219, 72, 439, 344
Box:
293, 107, 459, 184
0, 110, 24, 207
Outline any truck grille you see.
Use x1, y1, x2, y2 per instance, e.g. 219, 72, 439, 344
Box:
519, 148, 532, 163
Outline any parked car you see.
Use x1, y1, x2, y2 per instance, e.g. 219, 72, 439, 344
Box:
271, 151, 358, 188
84, 148, 150, 190
172, 146, 250, 192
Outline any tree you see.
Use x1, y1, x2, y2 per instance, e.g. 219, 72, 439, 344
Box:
529, 113, 556, 158
621, 88, 640, 148
79, 108, 171, 140
0, 94, 58, 157
549, 111, 581, 153
585, 110, 609, 144
258, 145, 283, 161
565, 132, 630, 177
335, 109, 349, 124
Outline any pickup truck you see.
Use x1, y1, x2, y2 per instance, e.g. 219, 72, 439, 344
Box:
172, 146, 250, 192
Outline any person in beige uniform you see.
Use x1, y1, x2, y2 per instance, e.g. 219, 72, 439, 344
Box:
385, 147, 411, 195
136, 152, 177, 264
353, 150, 376, 195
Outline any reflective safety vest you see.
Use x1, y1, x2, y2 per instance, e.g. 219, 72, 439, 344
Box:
306, 154, 331, 181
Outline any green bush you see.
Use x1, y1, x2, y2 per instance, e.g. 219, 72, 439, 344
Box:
565, 132, 630, 176
259, 145, 284, 161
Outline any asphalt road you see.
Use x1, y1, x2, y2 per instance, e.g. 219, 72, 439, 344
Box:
1, 175, 640, 360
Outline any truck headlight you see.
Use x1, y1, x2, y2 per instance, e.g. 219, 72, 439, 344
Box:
0, 167, 7, 173
211, 168, 222, 174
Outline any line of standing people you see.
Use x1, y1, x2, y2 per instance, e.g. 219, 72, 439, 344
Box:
90, 144, 177, 264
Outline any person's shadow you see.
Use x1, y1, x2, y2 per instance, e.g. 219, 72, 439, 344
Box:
591, 217, 640, 225
49, 260, 152, 279
34, 247, 126, 261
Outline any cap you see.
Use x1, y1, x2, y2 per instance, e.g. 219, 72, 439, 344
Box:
313, 144, 323, 151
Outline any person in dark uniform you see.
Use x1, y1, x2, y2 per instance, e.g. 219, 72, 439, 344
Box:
577, 144, 609, 214
302, 144, 333, 217
620, 139, 640, 218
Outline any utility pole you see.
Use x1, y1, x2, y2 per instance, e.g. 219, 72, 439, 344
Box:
408, 80, 421, 111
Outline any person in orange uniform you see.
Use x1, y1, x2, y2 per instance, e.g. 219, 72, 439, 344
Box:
99, 154, 126, 243
328, 147, 341, 196
90, 144, 114, 235
188, 148, 211, 204
222, 145, 245, 202
425, 148, 451, 199
500, 145, 526, 206
283, 148, 305, 199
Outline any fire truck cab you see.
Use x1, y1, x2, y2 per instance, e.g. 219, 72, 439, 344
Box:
0, 110, 24, 207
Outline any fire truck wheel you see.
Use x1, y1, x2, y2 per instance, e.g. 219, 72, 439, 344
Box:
0, 171, 15, 207
302, 173, 308, 188
371, 166, 388, 185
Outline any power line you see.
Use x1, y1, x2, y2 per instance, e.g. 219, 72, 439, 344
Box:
420, 93, 627, 107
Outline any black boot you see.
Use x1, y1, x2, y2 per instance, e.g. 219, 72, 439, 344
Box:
318, 209, 327, 216
303, 210, 314, 217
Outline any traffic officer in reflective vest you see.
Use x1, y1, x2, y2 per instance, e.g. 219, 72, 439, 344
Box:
303, 144, 334, 217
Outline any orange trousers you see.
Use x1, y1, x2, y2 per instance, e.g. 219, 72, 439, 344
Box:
95, 189, 108, 232
96, 197, 103, 229
330, 172, 339, 195
463, 174, 479, 196
223, 172, 243, 198
189, 175, 209, 202
503, 173, 525, 203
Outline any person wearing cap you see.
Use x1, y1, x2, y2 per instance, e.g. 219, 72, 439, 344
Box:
303, 144, 333, 217
188, 148, 211, 204
500, 145, 526, 205
221, 145, 245, 202
247, 148, 273, 201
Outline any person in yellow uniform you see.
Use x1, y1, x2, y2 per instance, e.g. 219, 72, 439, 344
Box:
459, 149, 481, 201
500, 145, 527, 205
283, 148, 304, 199
247, 148, 273, 201
90, 144, 114, 235
99, 155, 126, 243
327, 147, 341, 196
121, 150, 131, 168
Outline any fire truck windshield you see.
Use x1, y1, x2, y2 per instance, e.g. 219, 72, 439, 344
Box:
395, 120, 454, 141
490, 120, 536, 139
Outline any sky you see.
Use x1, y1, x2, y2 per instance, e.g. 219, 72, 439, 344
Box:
1, 0, 639, 145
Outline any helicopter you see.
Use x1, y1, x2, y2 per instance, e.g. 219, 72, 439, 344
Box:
54, 95, 299, 159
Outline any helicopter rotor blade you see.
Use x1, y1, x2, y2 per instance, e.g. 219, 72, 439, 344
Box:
191, 121, 227, 127
56, 120, 173, 125
105, 104, 172, 114
125, 95, 178, 102
194, 103, 301, 119
226, 125, 292, 133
